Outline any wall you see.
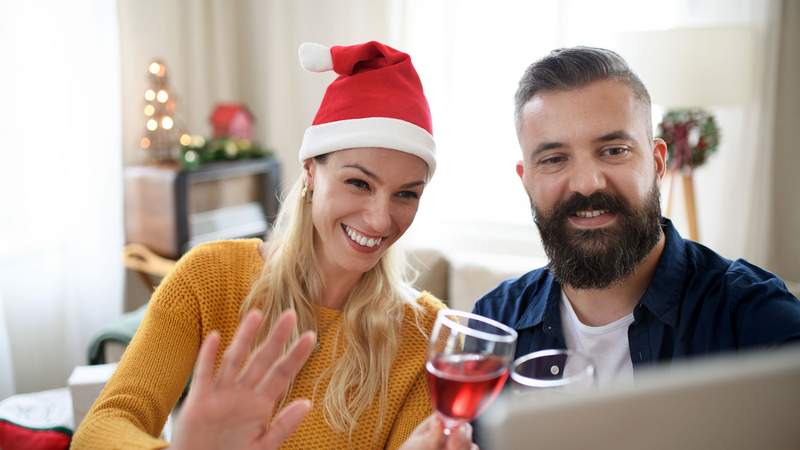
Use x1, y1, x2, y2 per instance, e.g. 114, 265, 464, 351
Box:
771, 0, 800, 285
117, 0, 392, 188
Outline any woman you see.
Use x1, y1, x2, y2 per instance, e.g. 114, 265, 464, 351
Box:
73, 41, 475, 449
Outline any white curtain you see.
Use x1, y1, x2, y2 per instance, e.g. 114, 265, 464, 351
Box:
393, 0, 787, 272
0, 0, 124, 395
0, 294, 14, 399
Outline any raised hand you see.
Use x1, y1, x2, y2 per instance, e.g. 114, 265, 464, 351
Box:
170, 309, 316, 450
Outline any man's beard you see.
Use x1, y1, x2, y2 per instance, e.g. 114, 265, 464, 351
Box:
532, 181, 663, 290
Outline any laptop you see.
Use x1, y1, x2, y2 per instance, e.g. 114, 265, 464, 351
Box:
482, 345, 800, 450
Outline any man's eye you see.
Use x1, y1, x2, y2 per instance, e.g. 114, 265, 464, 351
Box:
604, 147, 630, 156
346, 179, 370, 190
540, 156, 566, 165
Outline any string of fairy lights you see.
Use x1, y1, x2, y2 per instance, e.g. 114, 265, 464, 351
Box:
138, 60, 191, 160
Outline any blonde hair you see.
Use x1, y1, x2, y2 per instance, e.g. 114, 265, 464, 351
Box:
240, 162, 421, 438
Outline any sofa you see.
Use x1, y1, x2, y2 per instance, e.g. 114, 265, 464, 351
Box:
102, 245, 545, 364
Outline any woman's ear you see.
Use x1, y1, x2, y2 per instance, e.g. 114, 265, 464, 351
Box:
302, 159, 315, 189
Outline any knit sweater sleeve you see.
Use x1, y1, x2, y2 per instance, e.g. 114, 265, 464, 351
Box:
71, 248, 206, 449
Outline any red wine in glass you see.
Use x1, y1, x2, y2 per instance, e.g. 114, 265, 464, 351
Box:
426, 353, 510, 423
426, 309, 517, 435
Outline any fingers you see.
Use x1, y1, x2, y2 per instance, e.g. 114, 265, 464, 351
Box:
399, 414, 444, 450
191, 330, 220, 394
239, 310, 299, 387
256, 330, 316, 401
445, 423, 475, 450
259, 399, 312, 449
217, 310, 264, 385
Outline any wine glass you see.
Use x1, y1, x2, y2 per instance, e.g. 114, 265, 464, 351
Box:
510, 349, 596, 394
425, 309, 518, 435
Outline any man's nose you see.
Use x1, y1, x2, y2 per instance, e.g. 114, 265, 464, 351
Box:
568, 160, 607, 197
364, 196, 392, 234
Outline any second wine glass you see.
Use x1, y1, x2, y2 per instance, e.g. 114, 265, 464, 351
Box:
510, 349, 596, 394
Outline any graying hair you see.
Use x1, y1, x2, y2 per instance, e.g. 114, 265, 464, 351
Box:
514, 46, 652, 138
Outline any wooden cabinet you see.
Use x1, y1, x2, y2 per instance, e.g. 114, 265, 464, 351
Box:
124, 158, 281, 259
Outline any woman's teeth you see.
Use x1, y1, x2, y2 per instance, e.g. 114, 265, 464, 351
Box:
575, 210, 607, 218
345, 225, 382, 248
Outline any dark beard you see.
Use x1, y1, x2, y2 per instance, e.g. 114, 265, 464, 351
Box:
532, 182, 662, 289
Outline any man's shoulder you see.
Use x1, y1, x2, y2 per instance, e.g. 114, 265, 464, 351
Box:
721, 258, 797, 302
683, 240, 794, 300
472, 267, 551, 321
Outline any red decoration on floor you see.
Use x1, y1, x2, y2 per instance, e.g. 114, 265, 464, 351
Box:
0, 419, 71, 450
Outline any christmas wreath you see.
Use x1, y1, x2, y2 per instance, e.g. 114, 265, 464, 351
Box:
179, 136, 272, 170
657, 108, 720, 171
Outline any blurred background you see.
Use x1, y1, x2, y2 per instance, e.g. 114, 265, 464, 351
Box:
0, 0, 797, 397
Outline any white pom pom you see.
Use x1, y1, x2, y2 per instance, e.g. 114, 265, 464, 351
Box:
298, 42, 333, 72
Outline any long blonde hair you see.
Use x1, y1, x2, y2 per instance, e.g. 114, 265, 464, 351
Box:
240, 159, 420, 436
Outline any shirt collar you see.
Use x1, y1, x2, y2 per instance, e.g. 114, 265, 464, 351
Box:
638, 218, 687, 328
512, 217, 687, 330
514, 270, 560, 330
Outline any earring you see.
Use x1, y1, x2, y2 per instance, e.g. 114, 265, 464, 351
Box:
301, 184, 308, 198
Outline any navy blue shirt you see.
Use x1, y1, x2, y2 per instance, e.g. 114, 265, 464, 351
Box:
472, 219, 800, 367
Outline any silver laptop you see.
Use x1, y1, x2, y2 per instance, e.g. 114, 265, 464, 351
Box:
482, 345, 800, 450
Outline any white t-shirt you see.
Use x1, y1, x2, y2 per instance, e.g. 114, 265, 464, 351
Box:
560, 290, 634, 387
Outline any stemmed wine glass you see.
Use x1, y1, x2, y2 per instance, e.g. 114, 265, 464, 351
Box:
510, 349, 596, 393
425, 309, 518, 435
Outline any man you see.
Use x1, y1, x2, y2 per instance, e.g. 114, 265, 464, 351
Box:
472, 47, 800, 385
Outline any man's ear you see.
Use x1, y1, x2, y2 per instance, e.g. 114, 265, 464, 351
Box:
653, 138, 667, 182
516, 160, 525, 179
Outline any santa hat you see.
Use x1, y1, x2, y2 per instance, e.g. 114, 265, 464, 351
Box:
298, 41, 436, 177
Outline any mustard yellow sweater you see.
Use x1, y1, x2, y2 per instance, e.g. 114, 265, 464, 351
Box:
72, 239, 444, 449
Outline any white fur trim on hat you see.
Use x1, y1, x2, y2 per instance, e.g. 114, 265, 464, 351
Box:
298, 42, 333, 73
298, 117, 437, 177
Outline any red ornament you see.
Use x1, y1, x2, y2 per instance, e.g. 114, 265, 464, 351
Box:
210, 103, 254, 140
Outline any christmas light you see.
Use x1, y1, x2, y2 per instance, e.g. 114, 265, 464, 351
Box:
157, 90, 169, 103
139, 60, 181, 162
185, 150, 198, 162
191, 135, 206, 147
225, 140, 238, 157
179, 134, 192, 146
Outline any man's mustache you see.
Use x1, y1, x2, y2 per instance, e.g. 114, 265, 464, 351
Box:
549, 191, 632, 220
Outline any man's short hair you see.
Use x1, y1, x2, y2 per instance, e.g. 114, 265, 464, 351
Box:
514, 46, 652, 138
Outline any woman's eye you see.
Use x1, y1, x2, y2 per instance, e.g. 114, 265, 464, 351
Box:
346, 179, 370, 190
396, 191, 420, 200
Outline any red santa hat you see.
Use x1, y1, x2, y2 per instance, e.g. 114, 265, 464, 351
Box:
298, 41, 436, 177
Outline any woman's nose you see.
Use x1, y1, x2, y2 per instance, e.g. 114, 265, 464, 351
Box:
364, 196, 392, 234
